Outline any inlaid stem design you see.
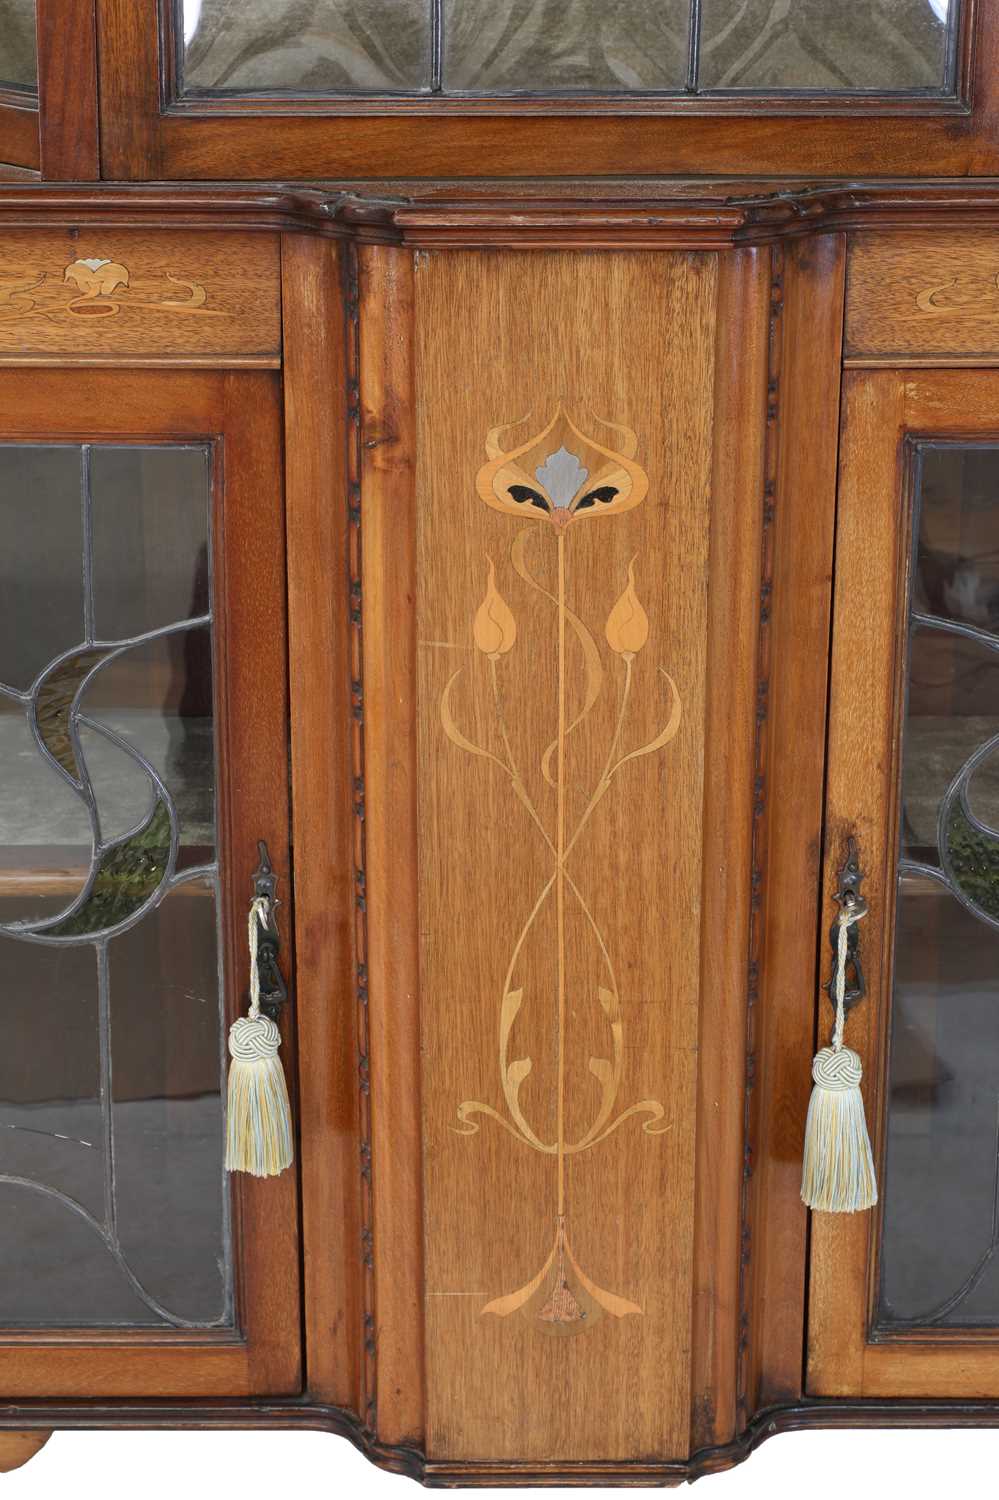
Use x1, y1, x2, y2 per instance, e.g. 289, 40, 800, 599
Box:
440, 408, 681, 1333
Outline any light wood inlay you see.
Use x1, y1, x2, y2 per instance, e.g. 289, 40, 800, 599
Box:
847, 232, 999, 361
416, 250, 722, 1462
0, 230, 280, 363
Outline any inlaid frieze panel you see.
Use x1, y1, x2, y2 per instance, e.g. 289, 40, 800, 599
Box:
847, 233, 999, 362
0, 231, 280, 363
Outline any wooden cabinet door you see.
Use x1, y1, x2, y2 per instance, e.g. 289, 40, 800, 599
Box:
809, 369, 999, 1398
0, 369, 300, 1397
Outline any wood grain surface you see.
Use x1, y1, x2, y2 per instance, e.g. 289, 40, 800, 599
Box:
37, 0, 99, 180
282, 234, 362, 1414
689, 245, 769, 1453
744, 235, 847, 1415
0, 1431, 51, 1472
410, 249, 741, 1463
358, 244, 425, 1448
847, 232, 999, 361
0, 230, 280, 363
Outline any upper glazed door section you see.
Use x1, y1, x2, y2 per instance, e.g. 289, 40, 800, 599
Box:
93, 0, 999, 180
174, 0, 958, 101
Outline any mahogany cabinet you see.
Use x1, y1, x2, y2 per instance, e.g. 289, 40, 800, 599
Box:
6, 0, 999, 1488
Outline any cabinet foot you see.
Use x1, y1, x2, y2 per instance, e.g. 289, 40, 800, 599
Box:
0, 1432, 51, 1472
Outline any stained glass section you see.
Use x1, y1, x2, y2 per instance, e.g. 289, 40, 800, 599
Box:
0, 442, 232, 1329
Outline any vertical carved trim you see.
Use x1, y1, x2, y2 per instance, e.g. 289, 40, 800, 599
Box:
736, 241, 783, 1420
344, 241, 377, 1435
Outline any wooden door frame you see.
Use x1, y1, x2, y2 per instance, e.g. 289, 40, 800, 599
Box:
93, 0, 999, 180
0, 0, 100, 179
809, 367, 999, 1399
0, 367, 301, 1398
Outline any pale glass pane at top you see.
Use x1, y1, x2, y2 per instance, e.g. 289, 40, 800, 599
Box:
443, 0, 690, 93
0, 0, 37, 92
179, 0, 433, 93
700, 0, 955, 92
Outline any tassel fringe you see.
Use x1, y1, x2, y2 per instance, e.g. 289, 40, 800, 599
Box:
801, 1046, 877, 1213
225, 1015, 294, 1177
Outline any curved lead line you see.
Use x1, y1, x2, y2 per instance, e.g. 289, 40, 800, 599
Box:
1, 721, 180, 946
12, 615, 210, 882
0, 1175, 228, 1330
19, 614, 211, 833
959, 778, 999, 844
936, 728, 999, 934
912, 609, 999, 655
167, 863, 217, 890
885, 1101, 999, 1329
6, 618, 209, 938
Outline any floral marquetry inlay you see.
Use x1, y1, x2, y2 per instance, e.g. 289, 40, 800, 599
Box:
440, 409, 682, 1336
0, 231, 281, 361
0, 257, 227, 324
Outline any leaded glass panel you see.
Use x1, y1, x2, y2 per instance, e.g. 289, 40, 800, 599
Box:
0, 442, 232, 1329
176, 0, 959, 97
877, 443, 999, 1330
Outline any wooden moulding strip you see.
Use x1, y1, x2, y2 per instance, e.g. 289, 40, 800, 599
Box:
282, 232, 362, 1413
356, 243, 425, 1448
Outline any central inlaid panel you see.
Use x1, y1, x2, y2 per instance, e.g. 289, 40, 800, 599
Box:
414, 250, 723, 1460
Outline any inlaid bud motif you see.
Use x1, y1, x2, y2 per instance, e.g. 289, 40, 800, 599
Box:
473, 557, 517, 659
605, 557, 649, 657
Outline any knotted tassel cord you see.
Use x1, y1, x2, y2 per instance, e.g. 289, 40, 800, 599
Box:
247, 893, 269, 1019
832, 897, 863, 1053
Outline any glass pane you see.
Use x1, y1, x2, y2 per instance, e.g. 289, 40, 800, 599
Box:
699, 0, 955, 93
109, 876, 228, 1325
90, 446, 210, 642
0, 442, 232, 1329
178, 0, 433, 93
176, 0, 960, 96
0, 0, 37, 91
443, 0, 689, 93
0, 447, 84, 691
877, 443, 999, 1331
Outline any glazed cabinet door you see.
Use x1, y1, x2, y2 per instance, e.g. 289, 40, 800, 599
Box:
0, 369, 300, 1397
809, 369, 999, 1397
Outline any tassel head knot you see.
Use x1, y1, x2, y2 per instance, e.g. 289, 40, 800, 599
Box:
811, 1045, 863, 1092
228, 1013, 281, 1061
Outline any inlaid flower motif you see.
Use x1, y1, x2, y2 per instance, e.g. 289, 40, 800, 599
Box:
473, 556, 517, 659
476, 407, 648, 529
63, 258, 130, 298
605, 556, 649, 658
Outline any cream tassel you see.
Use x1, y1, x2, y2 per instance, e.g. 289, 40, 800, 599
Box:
801, 899, 877, 1214
225, 894, 294, 1178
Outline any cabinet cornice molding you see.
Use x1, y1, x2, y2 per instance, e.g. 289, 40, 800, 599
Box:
3, 180, 999, 247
